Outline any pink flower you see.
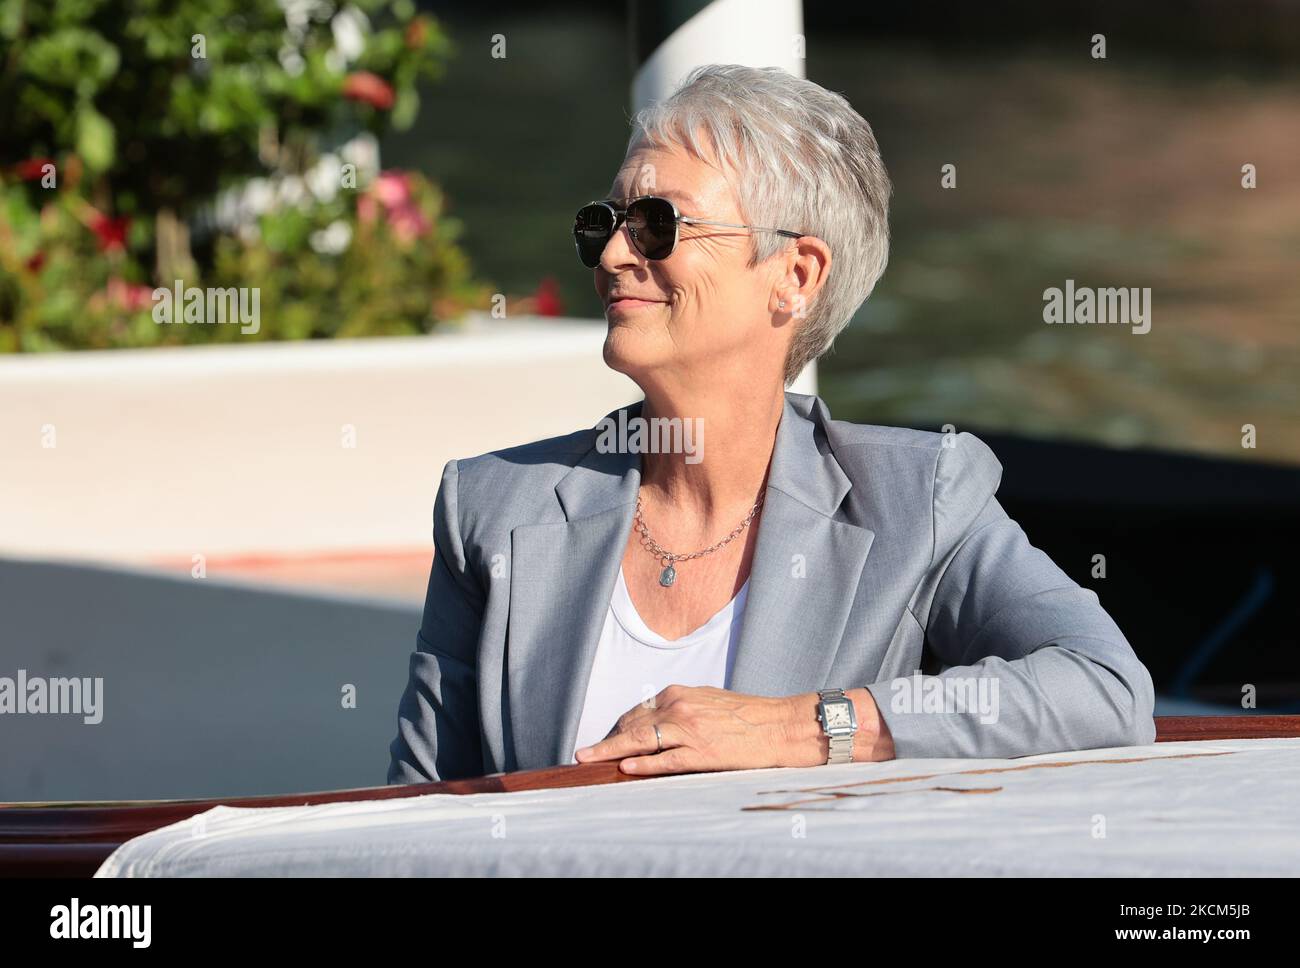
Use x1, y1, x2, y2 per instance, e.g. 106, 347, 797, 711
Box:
388, 206, 431, 243
372, 171, 412, 209
104, 277, 154, 312
359, 171, 430, 243
356, 192, 378, 226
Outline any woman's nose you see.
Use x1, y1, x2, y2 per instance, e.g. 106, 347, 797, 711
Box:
597, 219, 642, 271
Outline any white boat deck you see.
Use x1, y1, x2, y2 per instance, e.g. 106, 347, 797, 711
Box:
95, 738, 1300, 876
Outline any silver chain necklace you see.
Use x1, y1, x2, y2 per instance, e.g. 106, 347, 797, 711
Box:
633, 491, 765, 588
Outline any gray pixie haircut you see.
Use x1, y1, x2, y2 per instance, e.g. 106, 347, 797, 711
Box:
629, 64, 891, 385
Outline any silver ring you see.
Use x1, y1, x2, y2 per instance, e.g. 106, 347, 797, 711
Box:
653, 724, 663, 753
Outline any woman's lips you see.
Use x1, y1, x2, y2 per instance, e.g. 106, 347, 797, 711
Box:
606, 297, 666, 312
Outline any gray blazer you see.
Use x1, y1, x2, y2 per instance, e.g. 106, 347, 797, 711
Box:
388, 391, 1156, 783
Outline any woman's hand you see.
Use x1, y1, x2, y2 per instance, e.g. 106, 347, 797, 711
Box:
573, 684, 895, 775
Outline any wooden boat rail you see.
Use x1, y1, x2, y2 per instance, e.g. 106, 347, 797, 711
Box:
3, 715, 1297, 877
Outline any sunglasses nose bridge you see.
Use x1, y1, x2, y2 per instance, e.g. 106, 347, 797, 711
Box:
584, 209, 638, 269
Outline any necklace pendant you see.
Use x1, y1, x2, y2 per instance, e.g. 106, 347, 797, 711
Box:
659, 564, 677, 588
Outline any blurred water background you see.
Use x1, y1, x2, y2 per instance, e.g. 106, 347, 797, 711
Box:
386, 0, 1300, 463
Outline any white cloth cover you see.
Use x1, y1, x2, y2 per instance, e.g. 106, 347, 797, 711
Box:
96, 738, 1300, 877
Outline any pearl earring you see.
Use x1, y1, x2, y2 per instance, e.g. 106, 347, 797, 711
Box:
778, 299, 787, 310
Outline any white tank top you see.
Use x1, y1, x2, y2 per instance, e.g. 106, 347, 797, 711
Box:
569, 567, 750, 762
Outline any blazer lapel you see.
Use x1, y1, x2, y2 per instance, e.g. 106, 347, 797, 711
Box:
728, 395, 876, 696
507, 419, 641, 771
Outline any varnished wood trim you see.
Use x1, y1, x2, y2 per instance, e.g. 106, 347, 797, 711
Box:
0, 761, 637, 842
0, 843, 125, 878
1153, 714, 1300, 742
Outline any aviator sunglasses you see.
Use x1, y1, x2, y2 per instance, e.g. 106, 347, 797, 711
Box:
573, 195, 801, 268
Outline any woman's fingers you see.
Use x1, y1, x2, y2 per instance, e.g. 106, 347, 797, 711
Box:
575, 720, 678, 763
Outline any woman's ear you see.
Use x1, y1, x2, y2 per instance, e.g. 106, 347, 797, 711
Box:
790, 236, 832, 309
772, 237, 831, 321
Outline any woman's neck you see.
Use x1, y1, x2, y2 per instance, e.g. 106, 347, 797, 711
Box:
636, 380, 785, 519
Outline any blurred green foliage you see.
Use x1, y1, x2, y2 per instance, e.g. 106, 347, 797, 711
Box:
0, 0, 491, 351
209, 170, 485, 343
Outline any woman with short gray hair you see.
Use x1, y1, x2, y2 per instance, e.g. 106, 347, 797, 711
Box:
389, 64, 1155, 784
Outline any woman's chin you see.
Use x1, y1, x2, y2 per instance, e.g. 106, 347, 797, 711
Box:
602, 329, 659, 379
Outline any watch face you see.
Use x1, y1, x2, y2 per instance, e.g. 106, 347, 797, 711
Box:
824, 702, 851, 728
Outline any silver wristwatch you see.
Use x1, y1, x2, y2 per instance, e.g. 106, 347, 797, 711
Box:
816, 688, 858, 765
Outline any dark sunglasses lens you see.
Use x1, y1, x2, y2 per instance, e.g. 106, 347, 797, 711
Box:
574, 204, 615, 267
627, 197, 677, 260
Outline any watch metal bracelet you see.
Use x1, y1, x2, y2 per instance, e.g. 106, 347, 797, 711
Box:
828, 732, 855, 764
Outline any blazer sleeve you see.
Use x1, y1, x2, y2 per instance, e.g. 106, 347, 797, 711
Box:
387, 459, 486, 783
865, 432, 1157, 759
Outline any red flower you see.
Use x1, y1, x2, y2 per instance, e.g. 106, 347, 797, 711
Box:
533, 276, 564, 317
13, 158, 55, 181
88, 212, 130, 252
25, 251, 47, 273
342, 72, 396, 111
